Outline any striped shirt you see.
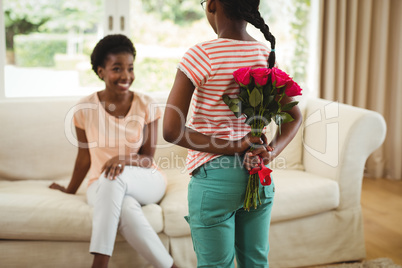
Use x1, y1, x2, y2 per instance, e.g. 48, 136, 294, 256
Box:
178, 38, 271, 173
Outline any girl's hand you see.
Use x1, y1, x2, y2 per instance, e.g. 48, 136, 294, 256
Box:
243, 133, 275, 170
236, 132, 266, 153
243, 143, 275, 171
101, 156, 125, 180
49, 183, 68, 193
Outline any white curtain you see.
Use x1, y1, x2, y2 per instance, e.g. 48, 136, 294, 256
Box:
317, 0, 402, 180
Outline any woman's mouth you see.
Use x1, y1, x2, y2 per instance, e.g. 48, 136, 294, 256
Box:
118, 82, 130, 89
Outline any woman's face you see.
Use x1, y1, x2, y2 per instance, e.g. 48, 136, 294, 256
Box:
98, 52, 135, 94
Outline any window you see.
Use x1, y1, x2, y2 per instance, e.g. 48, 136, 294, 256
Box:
1, 0, 106, 98
1, 0, 315, 99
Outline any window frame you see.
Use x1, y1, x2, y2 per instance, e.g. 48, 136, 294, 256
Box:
0, 2, 6, 99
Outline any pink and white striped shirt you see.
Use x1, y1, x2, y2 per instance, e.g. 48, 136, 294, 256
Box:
178, 38, 271, 173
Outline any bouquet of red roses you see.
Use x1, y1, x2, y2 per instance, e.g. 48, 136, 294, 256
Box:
223, 67, 302, 210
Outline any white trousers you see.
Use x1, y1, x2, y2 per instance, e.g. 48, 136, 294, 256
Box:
87, 166, 173, 268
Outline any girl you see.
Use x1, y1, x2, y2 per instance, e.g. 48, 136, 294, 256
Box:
50, 34, 176, 268
163, 0, 302, 267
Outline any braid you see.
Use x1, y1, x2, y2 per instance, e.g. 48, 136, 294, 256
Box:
218, 0, 276, 68
246, 11, 276, 68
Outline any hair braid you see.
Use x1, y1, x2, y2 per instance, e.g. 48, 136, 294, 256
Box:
243, 10, 276, 68
218, 0, 276, 68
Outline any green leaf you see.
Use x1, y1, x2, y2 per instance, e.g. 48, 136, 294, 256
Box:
249, 88, 262, 107
243, 107, 254, 118
263, 111, 272, 126
262, 82, 273, 97
222, 94, 231, 106
282, 101, 299, 111
281, 112, 295, 124
231, 98, 240, 105
239, 90, 249, 103
268, 101, 279, 114
275, 112, 294, 126
229, 103, 240, 113
263, 95, 275, 107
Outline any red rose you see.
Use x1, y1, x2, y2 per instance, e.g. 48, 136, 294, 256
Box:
285, 80, 302, 97
233, 67, 252, 86
251, 68, 271, 86
271, 67, 292, 87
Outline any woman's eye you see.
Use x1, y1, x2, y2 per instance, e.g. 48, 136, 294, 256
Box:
113, 68, 120, 72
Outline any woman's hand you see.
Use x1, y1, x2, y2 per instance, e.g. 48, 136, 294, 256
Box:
101, 156, 125, 180
49, 183, 68, 193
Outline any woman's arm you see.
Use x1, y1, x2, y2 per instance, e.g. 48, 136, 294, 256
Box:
49, 127, 91, 194
163, 69, 264, 154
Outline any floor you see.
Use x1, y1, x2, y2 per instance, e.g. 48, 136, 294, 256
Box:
361, 177, 402, 265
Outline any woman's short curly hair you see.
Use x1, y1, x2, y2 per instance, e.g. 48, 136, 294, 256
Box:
90, 34, 136, 77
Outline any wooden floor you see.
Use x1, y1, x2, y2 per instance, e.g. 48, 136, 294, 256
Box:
361, 177, 402, 265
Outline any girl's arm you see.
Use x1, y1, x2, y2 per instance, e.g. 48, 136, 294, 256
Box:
49, 127, 91, 194
101, 119, 158, 180
265, 94, 302, 160
163, 69, 264, 154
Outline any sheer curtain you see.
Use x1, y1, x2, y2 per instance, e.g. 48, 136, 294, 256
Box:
317, 0, 402, 180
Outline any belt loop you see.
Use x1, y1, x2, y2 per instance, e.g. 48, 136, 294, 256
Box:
193, 164, 207, 178
199, 164, 207, 178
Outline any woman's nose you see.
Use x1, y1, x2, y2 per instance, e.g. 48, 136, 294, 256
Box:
121, 70, 130, 79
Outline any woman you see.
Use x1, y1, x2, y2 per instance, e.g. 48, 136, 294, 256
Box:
50, 34, 176, 268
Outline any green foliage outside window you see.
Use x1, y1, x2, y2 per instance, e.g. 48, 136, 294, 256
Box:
289, 0, 311, 87
14, 34, 67, 67
140, 0, 204, 25
4, 0, 312, 95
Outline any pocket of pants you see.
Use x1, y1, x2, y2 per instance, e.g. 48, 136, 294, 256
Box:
200, 190, 242, 226
262, 180, 275, 199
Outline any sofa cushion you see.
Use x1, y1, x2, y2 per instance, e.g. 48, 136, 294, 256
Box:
0, 180, 164, 241
271, 169, 340, 223
161, 169, 339, 237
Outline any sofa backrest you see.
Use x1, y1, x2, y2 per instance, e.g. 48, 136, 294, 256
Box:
0, 96, 306, 181
0, 98, 79, 180
0, 97, 188, 181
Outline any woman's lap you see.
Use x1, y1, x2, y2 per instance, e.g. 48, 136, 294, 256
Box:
87, 166, 166, 206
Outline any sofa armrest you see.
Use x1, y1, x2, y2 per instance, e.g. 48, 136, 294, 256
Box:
303, 98, 386, 210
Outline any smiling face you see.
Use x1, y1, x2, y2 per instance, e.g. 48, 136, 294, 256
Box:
97, 52, 135, 94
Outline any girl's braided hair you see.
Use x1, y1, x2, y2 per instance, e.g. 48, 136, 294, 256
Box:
218, 0, 276, 68
90, 34, 136, 77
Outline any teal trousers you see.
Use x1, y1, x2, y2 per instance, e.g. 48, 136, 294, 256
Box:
185, 155, 275, 268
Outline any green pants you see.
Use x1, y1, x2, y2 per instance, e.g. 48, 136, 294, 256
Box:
185, 155, 275, 268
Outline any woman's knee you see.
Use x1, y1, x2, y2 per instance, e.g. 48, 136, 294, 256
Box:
119, 197, 147, 231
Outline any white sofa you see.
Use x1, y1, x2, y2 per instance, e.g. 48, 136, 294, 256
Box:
0, 97, 386, 268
